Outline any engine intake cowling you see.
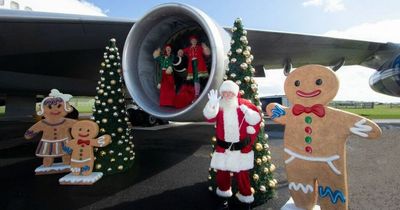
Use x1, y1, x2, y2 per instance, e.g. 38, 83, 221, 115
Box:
123, 3, 230, 121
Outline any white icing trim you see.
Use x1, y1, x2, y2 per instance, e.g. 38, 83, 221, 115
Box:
236, 192, 254, 203
210, 150, 254, 172
246, 126, 255, 134
288, 182, 314, 193
98, 136, 106, 147
284, 148, 341, 175
55, 142, 59, 155
350, 119, 372, 138
216, 187, 232, 197
71, 158, 91, 163
41, 137, 68, 142
71, 167, 81, 173
42, 142, 48, 155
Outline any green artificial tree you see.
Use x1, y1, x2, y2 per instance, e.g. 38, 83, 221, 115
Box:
208, 18, 276, 205
92, 38, 135, 175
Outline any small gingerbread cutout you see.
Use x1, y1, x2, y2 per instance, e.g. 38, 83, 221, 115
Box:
266, 65, 382, 210
59, 120, 111, 185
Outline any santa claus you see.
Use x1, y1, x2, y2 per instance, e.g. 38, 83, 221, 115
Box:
203, 80, 261, 209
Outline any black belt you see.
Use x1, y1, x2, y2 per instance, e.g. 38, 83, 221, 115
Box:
216, 137, 250, 151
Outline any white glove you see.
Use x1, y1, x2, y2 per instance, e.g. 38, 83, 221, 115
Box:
240, 104, 249, 114
207, 89, 221, 108
157, 83, 161, 89
153, 48, 161, 58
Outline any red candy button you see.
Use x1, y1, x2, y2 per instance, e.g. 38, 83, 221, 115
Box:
305, 146, 312, 153
305, 126, 312, 134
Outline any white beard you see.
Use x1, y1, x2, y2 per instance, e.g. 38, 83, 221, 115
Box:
220, 97, 240, 143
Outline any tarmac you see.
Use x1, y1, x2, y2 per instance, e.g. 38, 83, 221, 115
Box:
0, 120, 399, 210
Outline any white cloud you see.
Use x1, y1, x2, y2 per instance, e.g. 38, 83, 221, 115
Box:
302, 0, 322, 7
324, 19, 400, 43
254, 19, 400, 103
9, 0, 106, 16
302, 0, 345, 13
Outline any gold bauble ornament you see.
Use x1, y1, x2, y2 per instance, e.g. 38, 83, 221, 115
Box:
211, 136, 217, 142
107, 98, 113, 104
100, 150, 106, 156
260, 185, 266, 192
262, 155, 268, 162
269, 180, 276, 188
101, 118, 108, 123
244, 76, 250, 82
269, 164, 276, 172
110, 80, 116, 85
118, 165, 124, 170
208, 175, 212, 180
110, 158, 115, 162
263, 167, 269, 174
118, 127, 123, 133
253, 174, 259, 181
255, 143, 263, 151
107, 168, 112, 172
260, 122, 265, 128
239, 90, 245, 95
98, 89, 104, 94
208, 186, 213, 191
256, 158, 262, 165
100, 128, 105, 132
95, 164, 102, 169
263, 143, 269, 149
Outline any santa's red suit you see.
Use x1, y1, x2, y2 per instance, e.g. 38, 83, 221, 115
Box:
203, 81, 261, 204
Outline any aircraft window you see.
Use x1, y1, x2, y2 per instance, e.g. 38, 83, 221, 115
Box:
24, 6, 32, 11
10, 1, 19, 10
0, 0, 4, 6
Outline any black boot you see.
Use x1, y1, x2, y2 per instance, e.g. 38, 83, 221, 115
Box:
216, 197, 229, 210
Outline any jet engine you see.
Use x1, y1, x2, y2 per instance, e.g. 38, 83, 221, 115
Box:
369, 54, 400, 97
123, 3, 231, 121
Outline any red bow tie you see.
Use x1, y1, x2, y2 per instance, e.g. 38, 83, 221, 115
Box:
78, 139, 90, 146
292, 104, 325, 117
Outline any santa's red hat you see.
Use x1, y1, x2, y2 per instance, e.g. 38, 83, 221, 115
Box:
219, 80, 239, 96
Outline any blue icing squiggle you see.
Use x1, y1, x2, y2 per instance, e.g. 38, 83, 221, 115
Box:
62, 145, 72, 154
271, 105, 286, 119
318, 186, 346, 204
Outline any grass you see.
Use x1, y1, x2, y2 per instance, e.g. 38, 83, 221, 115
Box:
341, 104, 400, 119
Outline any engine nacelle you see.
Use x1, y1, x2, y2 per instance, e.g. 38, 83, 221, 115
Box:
369, 54, 400, 97
123, 3, 231, 121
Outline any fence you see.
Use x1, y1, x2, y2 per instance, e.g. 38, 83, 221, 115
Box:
330, 102, 374, 109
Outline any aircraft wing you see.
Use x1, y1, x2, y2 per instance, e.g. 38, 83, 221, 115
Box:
237, 28, 400, 72
0, 9, 134, 95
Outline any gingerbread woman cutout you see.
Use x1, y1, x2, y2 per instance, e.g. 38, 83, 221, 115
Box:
266, 65, 381, 210
59, 120, 111, 185
24, 89, 76, 175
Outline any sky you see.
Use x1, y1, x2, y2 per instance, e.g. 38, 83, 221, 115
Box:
5, 0, 400, 102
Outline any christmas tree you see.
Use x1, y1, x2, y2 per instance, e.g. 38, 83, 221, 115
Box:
92, 38, 135, 175
208, 18, 277, 205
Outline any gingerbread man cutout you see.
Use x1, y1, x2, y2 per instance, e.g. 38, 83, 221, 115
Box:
24, 89, 76, 175
266, 65, 381, 210
66, 120, 111, 176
